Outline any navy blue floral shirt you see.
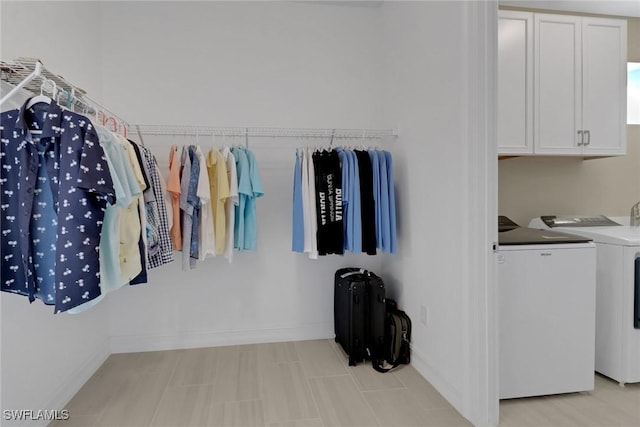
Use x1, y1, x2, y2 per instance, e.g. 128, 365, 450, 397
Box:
1, 99, 115, 313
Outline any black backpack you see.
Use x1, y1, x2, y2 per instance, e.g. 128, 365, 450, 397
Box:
373, 298, 411, 373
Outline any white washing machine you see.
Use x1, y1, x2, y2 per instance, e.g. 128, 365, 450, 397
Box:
530, 215, 640, 385
498, 216, 596, 399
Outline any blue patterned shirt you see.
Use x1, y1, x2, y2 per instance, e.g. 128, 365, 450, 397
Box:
1, 99, 115, 313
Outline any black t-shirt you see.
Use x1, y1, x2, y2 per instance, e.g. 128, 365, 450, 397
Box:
313, 150, 344, 255
355, 150, 376, 255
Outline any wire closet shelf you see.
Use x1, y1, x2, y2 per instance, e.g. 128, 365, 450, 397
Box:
132, 125, 397, 141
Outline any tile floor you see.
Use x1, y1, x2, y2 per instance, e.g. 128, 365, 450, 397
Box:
50, 339, 640, 427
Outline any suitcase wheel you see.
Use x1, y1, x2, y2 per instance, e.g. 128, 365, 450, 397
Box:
349, 356, 356, 366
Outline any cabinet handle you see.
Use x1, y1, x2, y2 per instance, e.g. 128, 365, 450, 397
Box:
585, 130, 591, 146
577, 130, 584, 146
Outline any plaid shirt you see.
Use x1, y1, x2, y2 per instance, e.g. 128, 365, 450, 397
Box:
139, 145, 173, 268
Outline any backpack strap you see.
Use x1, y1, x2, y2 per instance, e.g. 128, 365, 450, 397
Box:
371, 338, 410, 373
372, 358, 401, 373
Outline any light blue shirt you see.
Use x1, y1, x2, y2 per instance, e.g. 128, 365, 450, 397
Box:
244, 147, 264, 251
384, 151, 397, 254
377, 150, 391, 253
292, 150, 304, 252
349, 149, 362, 253
232, 147, 252, 250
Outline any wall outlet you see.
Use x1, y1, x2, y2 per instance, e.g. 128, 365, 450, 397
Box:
420, 305, 428, 326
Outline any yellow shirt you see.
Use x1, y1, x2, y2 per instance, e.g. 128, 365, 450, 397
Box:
207, 148, 231, 255
116, 135, 144, 283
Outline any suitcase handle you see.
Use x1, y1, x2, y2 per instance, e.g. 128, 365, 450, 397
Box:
340, 268, 367, 279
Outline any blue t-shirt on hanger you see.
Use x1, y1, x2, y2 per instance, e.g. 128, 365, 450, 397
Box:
292, 150, 304, 252
384, 150, 397, 254
243, 147, 264, 251
232, 147, 252, 250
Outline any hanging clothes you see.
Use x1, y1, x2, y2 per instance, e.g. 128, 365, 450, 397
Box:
138, 144, 174, 268
129, 140, 153, 285
221, 146, 239, 262
292, 146, 396, 257
369, 150, 382, 250
0, 98, 115, 313
243, 147, 264, 251
384, 150, 397, 254
167, 144, 182, 250
291, 149, 304, 252
304, 147, 319, 259
116, 135, 145, 282
354, 150, 376, 255
67, 125, 141, 314
231, 146, 263, 251
207, 148, 230, 256
345, 148, 362, 253
312, 150, 343, 255
166, 144, 262, 264
195, 146, 216, 260
299, 148, 312, 254
231, 146, 250, 250
179, 146, 198, 270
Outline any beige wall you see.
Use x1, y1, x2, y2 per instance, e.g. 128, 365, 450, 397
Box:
498, 17, 640, 226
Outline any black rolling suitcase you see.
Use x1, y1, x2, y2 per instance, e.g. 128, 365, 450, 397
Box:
334, 268, 386, 366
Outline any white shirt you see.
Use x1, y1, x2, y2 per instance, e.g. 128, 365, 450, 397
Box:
196, 146, 216, 259
222, 147, 239, 263
305, 148, 318, 259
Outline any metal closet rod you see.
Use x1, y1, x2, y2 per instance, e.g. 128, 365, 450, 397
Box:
132, 125, 398, 139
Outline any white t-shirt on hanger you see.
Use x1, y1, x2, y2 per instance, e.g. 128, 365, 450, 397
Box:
221, 146, 239, 263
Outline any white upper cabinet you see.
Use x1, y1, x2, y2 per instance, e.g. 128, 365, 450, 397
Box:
498, 11, 627, 157
581, 18, 627, 156
534, 14, 583, 155
498, 11, 533, 154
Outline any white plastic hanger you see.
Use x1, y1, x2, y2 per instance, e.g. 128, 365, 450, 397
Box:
25, 77, 55, 109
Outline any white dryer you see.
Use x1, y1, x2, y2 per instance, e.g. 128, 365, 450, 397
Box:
530, 215, 640, 385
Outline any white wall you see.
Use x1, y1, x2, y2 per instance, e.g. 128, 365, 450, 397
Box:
0, 2, 110, 425
381, 0, 467, 399
380, 3, 498, 424
97, 1, 384, 127
96, 1, 388, 352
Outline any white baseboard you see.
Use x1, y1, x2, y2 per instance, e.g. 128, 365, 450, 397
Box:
409, 344, 465, 419
110, 322, 334, 353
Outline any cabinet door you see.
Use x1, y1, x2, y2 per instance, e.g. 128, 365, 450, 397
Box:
582, 18, 627, 156
498, 11, 533, 155
534, 14, 582, 155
